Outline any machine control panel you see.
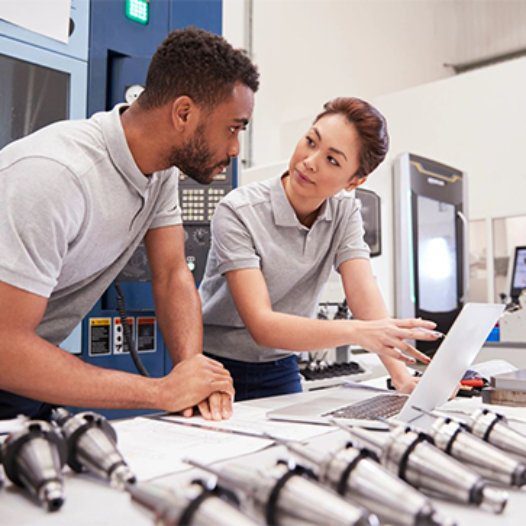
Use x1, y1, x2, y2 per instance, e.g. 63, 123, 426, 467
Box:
117, 165, 234, 286
179, 171, 228, 223
178, 165, 235, 284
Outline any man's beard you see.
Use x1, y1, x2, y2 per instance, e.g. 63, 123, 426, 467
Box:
167, 124, 230, 184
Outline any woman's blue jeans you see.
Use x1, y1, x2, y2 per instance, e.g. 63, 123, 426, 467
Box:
206, 353, 302, 402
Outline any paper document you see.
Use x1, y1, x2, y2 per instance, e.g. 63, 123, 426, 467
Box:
113, 417, 272, 481
343, 380, 391, 392
162, 404, 329, 441
471, 359, 518, 378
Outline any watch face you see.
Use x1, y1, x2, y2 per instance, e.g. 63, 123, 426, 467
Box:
124, 84, 144, 104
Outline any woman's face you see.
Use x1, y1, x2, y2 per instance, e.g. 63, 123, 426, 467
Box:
287, 113, 364, 200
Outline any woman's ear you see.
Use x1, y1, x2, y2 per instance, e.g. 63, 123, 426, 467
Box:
346, 175, 367, 191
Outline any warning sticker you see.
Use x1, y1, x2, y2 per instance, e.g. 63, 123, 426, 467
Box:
113, 317, 135, 355
136, 317, 157, 353
88, 318, 111, 356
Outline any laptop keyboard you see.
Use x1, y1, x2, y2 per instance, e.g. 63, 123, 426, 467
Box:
322, 394, 408, 420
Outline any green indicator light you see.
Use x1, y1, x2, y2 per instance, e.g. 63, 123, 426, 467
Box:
125, 0, 149, 25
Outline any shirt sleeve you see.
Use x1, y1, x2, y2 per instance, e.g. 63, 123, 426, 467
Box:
334, 197, 371, 272
149, 169, 183, 229
0, 158, 85, 297
210, 201, 261, 275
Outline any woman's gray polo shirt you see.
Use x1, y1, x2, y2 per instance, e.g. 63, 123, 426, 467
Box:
199, 175, 370, 363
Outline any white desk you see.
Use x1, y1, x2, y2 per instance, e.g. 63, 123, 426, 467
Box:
2, 377, 526, 525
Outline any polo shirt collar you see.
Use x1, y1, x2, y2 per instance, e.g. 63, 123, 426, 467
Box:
99, 103, 151, 194
270, 173, 333, 228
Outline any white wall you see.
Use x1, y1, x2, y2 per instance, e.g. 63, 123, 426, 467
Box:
223, 0, 526, 169
374, 56, 526, 219
222, 0, 247, 49
368, 57, 526, 310
250, 0, 459, 166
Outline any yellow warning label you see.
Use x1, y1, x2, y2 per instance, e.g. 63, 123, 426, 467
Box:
90, 318, 111, 327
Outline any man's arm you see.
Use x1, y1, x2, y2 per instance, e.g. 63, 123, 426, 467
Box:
225, 268, 438, 365
340, 258, 430, 392
0, 281, 233, 411
145, 225, 202, 363
144, 226, 233, 419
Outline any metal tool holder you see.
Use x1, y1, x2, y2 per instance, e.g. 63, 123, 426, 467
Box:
1, 420, 67, 511
463, 407, 526, 461
127, 479, 259, 526
333, 421, 508, 514
52, 408, 135, 488
275, 435, 454, 526
187, 457, 378, 526
424, 413, 526, 487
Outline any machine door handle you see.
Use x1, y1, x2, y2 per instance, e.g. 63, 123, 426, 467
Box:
457, 210, 469, 303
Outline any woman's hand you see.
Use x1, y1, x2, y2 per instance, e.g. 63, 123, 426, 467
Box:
391, 373, 420, 394
391, 373, 461, 399
349, 318, 442, 365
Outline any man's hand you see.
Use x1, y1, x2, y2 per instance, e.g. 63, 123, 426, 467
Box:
181, 392, 234, 420
157, 355, 234, 413
350, 318, 441, 365
198, 392, 233, 420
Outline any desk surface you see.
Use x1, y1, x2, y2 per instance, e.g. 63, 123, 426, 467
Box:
2, 376, 526, 525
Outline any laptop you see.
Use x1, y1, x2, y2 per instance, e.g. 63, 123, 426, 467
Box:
267, 303, 505, 429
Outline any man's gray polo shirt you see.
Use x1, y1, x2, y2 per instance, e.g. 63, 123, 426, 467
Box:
0, 104, 182, 346
199, 174, 370, 363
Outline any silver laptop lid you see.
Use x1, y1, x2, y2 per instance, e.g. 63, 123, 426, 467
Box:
398, 302, 505, 424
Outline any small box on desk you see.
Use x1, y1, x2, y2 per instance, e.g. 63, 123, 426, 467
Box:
483, 369, 526, 406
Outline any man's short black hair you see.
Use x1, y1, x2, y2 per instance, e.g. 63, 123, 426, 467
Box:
139, 27, 259, 109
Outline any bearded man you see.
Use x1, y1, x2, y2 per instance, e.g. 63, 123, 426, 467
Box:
0, 28, 259, 421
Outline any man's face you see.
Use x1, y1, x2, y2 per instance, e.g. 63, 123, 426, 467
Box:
168, 83, 254, 184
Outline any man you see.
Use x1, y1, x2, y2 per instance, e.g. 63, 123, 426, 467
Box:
0, 28, 259, 421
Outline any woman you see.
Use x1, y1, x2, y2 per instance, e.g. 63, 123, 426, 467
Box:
199, 97, 440, 404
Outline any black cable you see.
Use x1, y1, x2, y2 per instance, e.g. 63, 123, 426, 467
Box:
114, 281, 150, 377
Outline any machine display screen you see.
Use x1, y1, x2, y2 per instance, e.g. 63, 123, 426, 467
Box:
417, 196, 458, 313
0, 53, 69, 149
512, 247, 526, 292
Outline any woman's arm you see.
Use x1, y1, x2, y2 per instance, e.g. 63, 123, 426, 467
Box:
339, 258, 432, 391
225, 267, 438, 365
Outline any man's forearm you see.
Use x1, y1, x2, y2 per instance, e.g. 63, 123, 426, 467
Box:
0, 331, 161, 409
152, 267, 202, 363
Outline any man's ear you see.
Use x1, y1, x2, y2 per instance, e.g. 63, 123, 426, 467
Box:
170, 96, 200, 132
346, 175, 367, 191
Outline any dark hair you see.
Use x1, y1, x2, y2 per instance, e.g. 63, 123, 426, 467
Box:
139, 27, 259, 109
315, 97, 389, 179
